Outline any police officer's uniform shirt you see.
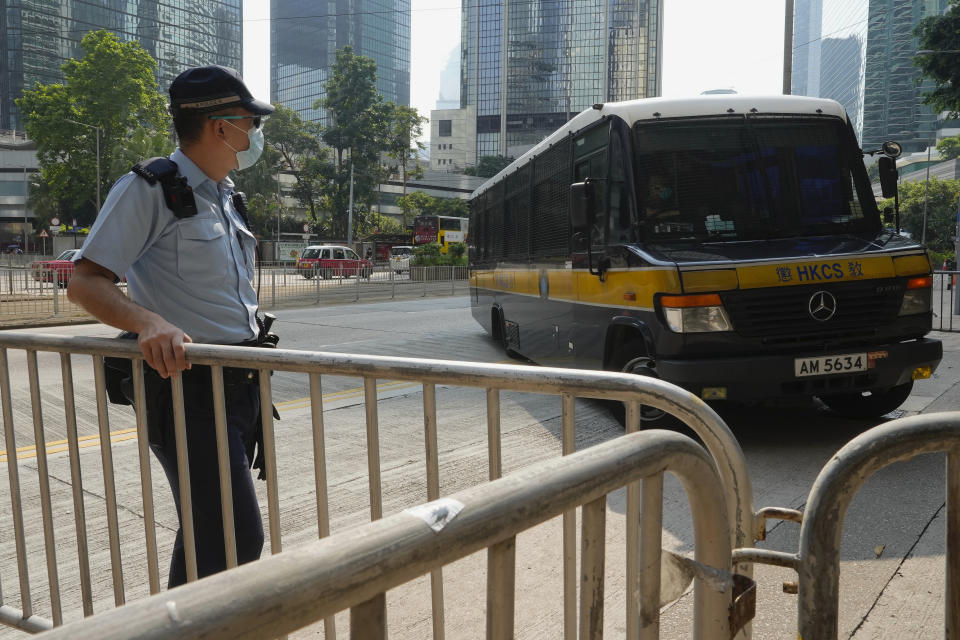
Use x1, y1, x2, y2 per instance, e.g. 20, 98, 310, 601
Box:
77, 148, 259, 344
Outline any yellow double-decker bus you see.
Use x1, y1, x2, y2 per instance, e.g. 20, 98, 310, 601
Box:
414, 215, 468, 254
469, 95, 942, 420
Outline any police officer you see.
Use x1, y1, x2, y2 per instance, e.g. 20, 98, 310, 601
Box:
67, 65, 274, 588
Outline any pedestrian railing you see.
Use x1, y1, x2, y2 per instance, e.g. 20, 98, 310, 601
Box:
33, 429, 741, 640
0, 332, 757, 639
0, 265, 469, 325
935, 270, 960, 332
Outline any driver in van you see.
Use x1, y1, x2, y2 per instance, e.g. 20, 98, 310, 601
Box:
644, 173, 679, 220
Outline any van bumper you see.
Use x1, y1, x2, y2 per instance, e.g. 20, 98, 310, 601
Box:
655, 338, 943, 401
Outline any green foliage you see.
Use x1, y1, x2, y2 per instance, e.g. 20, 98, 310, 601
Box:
464, 155, 513, 178
17, 30, 171, 226
928, 248, 955, 270
915, 5, 960, 117
937, 135, 960, 161
447, 242, 467, 260
879, 177, 960, 253
366, 212, 403, 235
411, 242, 466, 266
315, 46, 395, 238
384, 104, 426, 189
397, 191, 469, 223
434, 196, 469, 217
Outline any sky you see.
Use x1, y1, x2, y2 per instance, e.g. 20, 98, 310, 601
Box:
241, 0, 789, 141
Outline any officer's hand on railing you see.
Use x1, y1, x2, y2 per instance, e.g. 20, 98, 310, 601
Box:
137, 319, 193, 378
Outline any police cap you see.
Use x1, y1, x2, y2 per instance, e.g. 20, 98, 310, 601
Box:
169, 65, 274, 115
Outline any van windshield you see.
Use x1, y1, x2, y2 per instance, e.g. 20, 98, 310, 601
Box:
391, 247, 413, 256
633, 116, 878, 244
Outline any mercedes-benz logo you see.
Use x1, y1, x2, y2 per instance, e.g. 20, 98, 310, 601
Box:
808, 290, 837, 322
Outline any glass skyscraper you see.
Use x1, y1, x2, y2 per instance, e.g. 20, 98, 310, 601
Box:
461, 0, 662, 160
792, 0, 949, 153
0, 0, 243, 133
270, 0, 411, 125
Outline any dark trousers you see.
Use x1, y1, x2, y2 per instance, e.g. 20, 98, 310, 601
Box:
145, 367, 264, 588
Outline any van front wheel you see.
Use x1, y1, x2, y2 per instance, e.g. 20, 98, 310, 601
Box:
608, 339, 671, 425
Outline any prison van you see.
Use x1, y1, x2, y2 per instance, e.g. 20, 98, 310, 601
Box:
468, 95, 942, 419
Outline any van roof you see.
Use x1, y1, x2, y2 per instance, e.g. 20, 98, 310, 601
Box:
471, 94, 848, 198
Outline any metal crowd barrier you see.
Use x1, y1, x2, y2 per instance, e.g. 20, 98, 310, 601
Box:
729, 411, 960, 640
0, 332, 757, 639
0, 265, 469, 325
35, 430, 739, 640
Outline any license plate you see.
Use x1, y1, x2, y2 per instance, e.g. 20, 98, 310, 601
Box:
794, 353, 867, 377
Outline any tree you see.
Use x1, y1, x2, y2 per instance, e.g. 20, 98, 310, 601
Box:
937, 135, 960, 161
464, 155, 512, 178
316, 46, 392, 239
397, 191, 470, 222
17, 30, 171, 227
915, 4, 960, 117
433, 196, 469, 218
879, 177, 960, 253
384, 103, 427, 226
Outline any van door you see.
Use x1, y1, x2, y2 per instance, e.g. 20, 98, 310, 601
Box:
572, 122, 612, 368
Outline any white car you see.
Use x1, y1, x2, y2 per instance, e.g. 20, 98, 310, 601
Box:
389, 245, 414, 273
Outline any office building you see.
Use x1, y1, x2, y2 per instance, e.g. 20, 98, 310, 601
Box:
792, 0, 950, 153
460, 0, 662, 162
271, 0, 411, 124
0, 0, 243, 133
430, 106, 476, 173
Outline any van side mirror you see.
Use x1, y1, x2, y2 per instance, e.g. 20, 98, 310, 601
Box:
882, 206, 894, 223
570, 180, 595, 231
878, 156, 898, 199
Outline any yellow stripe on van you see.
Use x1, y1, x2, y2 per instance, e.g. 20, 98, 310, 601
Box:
893, 254, 931, 276
548, 269, 577, 299
474, 267, 681, 307
577, 269, 681, 307
681, 269, 739, 293
736, 255, 897, 289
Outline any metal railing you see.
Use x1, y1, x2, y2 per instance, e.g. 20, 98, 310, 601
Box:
0, 265, 469, 325
35, 430, 740, 640
935, 270, 960, 332
0, 332, 755, 639
729, 412, 960, 640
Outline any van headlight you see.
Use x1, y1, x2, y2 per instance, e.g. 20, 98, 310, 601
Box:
660, 294, 733, 333
899, 276, 932, 315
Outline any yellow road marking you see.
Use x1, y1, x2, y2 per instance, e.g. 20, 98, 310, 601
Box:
1, 380, 421, 462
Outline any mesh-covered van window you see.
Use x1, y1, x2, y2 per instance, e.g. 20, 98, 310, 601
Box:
634, 116, 876, 243
531, 137, 572, 260
504, 165, 531, 261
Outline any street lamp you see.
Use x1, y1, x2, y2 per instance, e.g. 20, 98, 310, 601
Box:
65, 119, 101, 212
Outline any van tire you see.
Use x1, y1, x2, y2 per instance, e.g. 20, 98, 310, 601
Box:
818, 381, 913, 419
491, 307, 507, 349
607, 338, 675, 427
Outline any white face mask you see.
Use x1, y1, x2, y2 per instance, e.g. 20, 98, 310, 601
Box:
222, 119, 264, 170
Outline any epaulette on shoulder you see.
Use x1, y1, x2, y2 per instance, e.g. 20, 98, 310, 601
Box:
131, 157, 198, 219
131, 157, 177, 185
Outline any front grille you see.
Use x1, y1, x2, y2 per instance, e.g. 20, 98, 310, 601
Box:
721, 279, 904, 341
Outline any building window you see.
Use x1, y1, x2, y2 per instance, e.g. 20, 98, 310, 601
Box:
439, 120, 453, 137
